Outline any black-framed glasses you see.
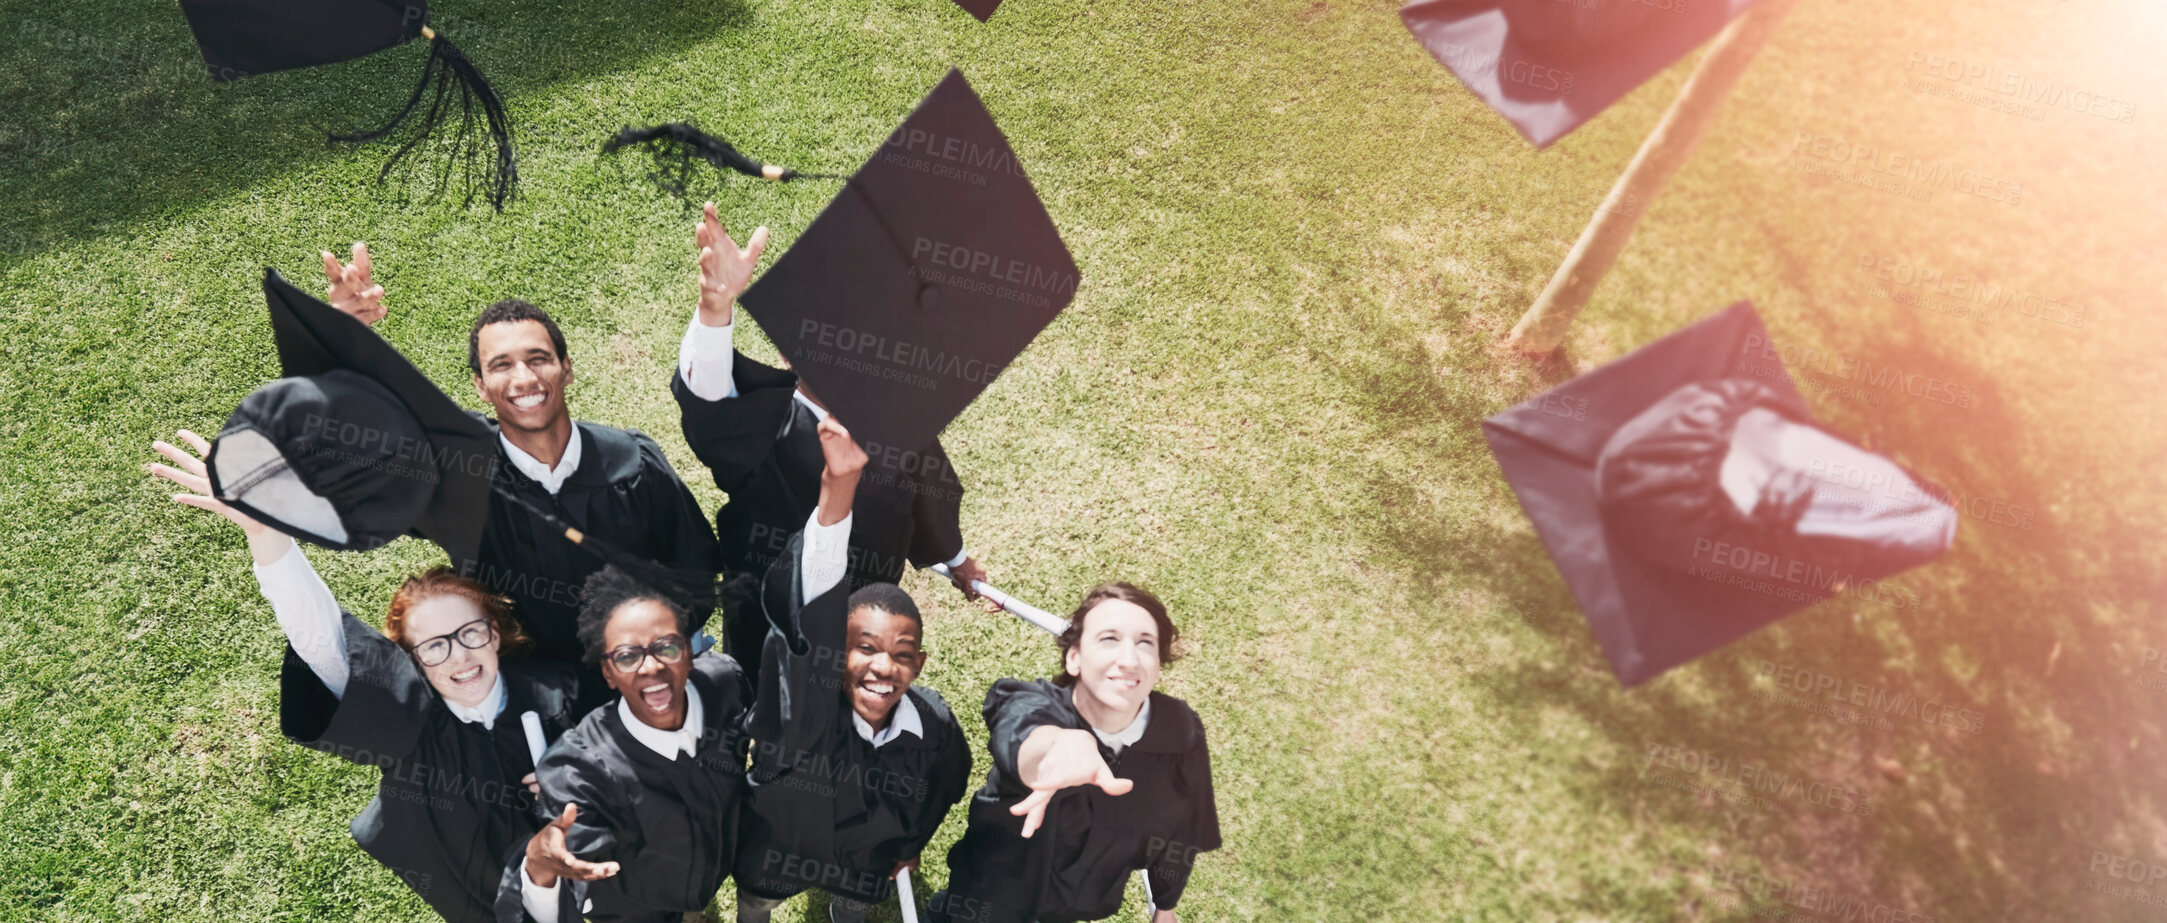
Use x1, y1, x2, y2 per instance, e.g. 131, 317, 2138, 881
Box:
407, 617, 497, 667
605, 635, 688, 674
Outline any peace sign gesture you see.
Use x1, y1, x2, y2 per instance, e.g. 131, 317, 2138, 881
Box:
321, 241, 386, 325
1010, 728, 1134, 838
695, 201, 768, 328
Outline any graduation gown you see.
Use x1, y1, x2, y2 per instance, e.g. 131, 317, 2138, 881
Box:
735, 529, 973, 904
673, 355, 965, 672
937, 680, 1220, 923
280, 611, 581, 923
494, 652, 752, 923
470, 419, 718, 667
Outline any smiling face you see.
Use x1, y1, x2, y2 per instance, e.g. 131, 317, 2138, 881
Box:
471, 319, 571, 436
843, 605, 925, 729
601, 599, 694, 732
404, 593, 503, 710
1063, 599, 1162, 728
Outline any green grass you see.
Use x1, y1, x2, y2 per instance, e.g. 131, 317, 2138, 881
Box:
3, 0, 2165, 920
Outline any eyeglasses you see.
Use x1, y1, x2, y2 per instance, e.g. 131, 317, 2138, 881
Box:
605, 635, 688, 674
407, 617, 497, 667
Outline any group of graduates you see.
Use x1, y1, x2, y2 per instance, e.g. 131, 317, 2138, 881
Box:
145, 204, 1218, 923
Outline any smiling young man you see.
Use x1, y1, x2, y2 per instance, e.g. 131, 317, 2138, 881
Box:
498, 414, 872, 923
320, 244, 719, 673
732, 531, 972, 920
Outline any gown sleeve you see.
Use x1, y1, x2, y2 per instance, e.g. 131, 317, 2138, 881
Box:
1144, 716, 1222, 911
908, 713, 974, 857
905, 437, 968, 570
278, 610, 433, 763
672, 355, 799, 496
744, 521, 854, 783
496, 734, 639, 923
981, 680, 1073, 790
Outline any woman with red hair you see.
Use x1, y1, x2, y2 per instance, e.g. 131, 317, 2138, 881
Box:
150, 429, 583, 923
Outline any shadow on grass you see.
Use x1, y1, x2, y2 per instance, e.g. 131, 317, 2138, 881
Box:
0, 0, 752, 265
1323, 285, 2166, 920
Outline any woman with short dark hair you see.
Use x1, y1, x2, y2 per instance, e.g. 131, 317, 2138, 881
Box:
934, 583, 1220, 922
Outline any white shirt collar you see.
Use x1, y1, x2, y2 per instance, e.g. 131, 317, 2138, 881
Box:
793, 389, 830, 422
616, 682, 706, 760
849, 692, 924, 749
445, 674, 509, 729
1087, 696, 1151, 754
499, 425, 584, 495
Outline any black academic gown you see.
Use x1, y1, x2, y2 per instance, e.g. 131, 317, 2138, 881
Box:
469, 419, 718, 669
734, 529, 973, 904
937, 680, 1221, 923
280, 612, 581, 923
494, 652, 752, 923
673, 355, 965, 674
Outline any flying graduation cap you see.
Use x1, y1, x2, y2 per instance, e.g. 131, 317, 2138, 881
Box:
948, 0, 1006, 22
207, 269, 716, 609
737, 68, 1079, 453
1400, 0, 1761, 147
1484, 302, 1958, 686
178, 0, 517, 209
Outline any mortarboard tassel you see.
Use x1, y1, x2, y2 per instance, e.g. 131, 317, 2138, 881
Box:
485, 480, 723, 617
601, 122, 842, 201
329, 26, 518, 211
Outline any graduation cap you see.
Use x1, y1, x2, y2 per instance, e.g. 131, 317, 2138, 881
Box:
736, 68, 1078, 453
1400, 0, 1760, 147
599, 123, 843, 202
178, 0, 517, 209
207, 268, 722, 611
1484, 302, 1958, 686
949, 0, 1006, 22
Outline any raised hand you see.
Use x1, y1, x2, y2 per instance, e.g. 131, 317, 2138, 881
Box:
146, 429, 298, 565
1011, 728, 1133, 838
695, 201, 768, 328
321, 242, 386, 325
814, 416, 868, 527
524, 803, 620, 888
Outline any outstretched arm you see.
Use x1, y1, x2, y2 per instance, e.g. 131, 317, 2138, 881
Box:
678, 201, 770, 401
148, 430, 349, 695
1010, 726, 1133, 838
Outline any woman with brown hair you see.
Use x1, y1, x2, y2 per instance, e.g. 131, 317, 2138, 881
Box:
932, 583, 1221, 923
150, 429, 582, 923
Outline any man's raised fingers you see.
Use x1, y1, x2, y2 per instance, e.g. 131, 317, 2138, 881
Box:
351, 242, 371, 278
743, 225, 769, 263
321, 250, 343, 283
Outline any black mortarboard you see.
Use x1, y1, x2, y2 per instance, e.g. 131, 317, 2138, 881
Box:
1400, 0, 1759, 147
208, 268, 498, 564
1483, 302, 1958, 686
177, 0, 516, 208
949, 0, 1005, 22
736, 68, 1078, 453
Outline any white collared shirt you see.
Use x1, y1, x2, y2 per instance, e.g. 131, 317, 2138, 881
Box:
616, 681, 706, 760
499, 425, 584, 495
850, 693, 924, 749
1090, 697, 1151, 756
444, 675, 508, 730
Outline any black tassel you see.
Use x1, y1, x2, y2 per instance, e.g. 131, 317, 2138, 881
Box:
486, 481, 722, 615
330, 32, 518, 211
601, 122, 841, 201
